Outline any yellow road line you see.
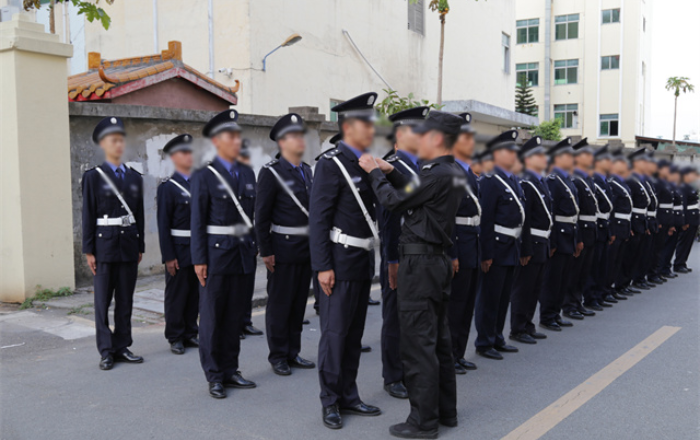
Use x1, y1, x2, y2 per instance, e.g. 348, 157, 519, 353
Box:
501, 325, 681, 440
251, 284, 382, 318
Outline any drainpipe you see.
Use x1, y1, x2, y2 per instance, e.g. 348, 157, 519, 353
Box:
208, 0, 214, 79
544, 0, 552, 121
153, 0, 159, 52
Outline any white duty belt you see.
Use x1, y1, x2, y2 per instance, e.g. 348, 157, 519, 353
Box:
171, 229, 190, 237
687, 203, 700, 211
658, 203, 673, 210
673, 205, 683, 211
494, 225, 522, 239
555, 215, 577, 224
596, 212, 611, 220
632, 207, 647, 215
455, 215, 480, 227
207, 224, 250, 237
647, 210, 657, 218
530, 228, 551, 239
579, 215, 597, 223
614, 212, 632, 221
330, 227, 374, 251
271, 224, 309, 236
94, 167, 136, 227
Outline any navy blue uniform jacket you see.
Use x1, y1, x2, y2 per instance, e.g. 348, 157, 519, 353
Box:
573, 169, 598, 247
681, 183, 700, 227
479, 167, 524, 266
547, 168, 579, 255
593, 173, 613, 242
609, 175, 632, 241
448, 163, 481, 268
157, 173, 192, 267
655, 179, 675, 227
519, 170, 552, 264
627, 173, 650, 235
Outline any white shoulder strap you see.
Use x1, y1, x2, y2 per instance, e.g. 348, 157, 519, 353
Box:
554, 174, 580, 216
95, 167, 136, 221
267, 166, 309, 217
611, 179, 633, 205
396, 159, 418, 177
463, 180, 482, 218
633, 177, 651, 206
492, 173, 525, 226
575, 175, 599, 213
331, 156, 380, 241
207, 165, 253, 228
522, 179, 552, 230
594, 183, 613, 212
168, 179, 191, 197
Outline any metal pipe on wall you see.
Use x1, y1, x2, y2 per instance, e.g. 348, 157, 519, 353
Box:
153, 0, 159, 52
544, 0, 552, 121
208, 0, 214, 79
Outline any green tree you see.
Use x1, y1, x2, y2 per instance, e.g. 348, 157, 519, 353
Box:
531, 118, 562, 141
23, 0, 114, 31
515, 83, 537, 116
665, 76, 695, 147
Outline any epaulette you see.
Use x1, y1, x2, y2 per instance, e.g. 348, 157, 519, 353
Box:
318, 148, 340, 161
547, 174, 556, 180
385, 154, 398, 163
421, 162, 438, 171
127, 166, 143, 175
161, 177, 170, 183
263, 159, 279, 169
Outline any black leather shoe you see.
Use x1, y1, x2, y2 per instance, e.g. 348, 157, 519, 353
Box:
584, 302, 603, 311
476, 348, 503, 360
598, 301, 613, 308
389, 422, 438, 439
648, 276, 664, 284
564, 311, 585, 320
341, 402, 381, 416
368, 297, 381, 306
631, 282, 650, 290
510, 333, 536, 344
361, 345, 372, 353
457, 358, 477, 370
624, 287, 640, 294
224, 371, 257, 389
454, 362, 468, 374
495, 344, 519, 353
540, 322, 562, 332
529, 331, 547, 339
555, 316, 573, 327
604, 294, 619, 303
323, 405, 343, 429
209, 382, 226, 399
675, 266, 690, 274
115, 350, 143, 363
577, 308, 596, 317
302, 319, 310, 325
272, 361, 292, 376
612, 292, 628, 300
243, 325, 263, 336
239, 333, 246, 339
641, 281, 653, 289
289, 356, 315, 369
184, 337, 199, 347
440, 417, 458, 427
170, 340, 185, 355
99, 355, 114, 370
663, 272, 678, 278
384, 381, 409, 399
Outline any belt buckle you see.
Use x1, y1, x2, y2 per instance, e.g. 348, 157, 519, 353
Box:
120, 215, 132, 227
368, 237, 376, 249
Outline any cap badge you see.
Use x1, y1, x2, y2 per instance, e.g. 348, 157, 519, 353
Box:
512, 132, 517, 139
291, 115, 298, 123
536, 137, 541, 145
184, 135, 190, 141
568, 139, 572, 144
110, 117, 117, 124
422, 109, 428, 116
367, 95, 375, 105
466, 115, 471, 122
230, 111, 236, 119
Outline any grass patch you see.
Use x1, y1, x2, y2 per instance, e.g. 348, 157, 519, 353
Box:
19, 286, 74, 310
67, 303, 93, 316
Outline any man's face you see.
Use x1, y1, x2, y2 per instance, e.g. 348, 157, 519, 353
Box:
343, 119, 375, 150
575, 152, 594, 170
647, 161, 658, 175
596, 158, 612, 174
395, 126, 420, 155
212, 131, 241, 160
612, 160, 630, 177
417, 130, 443, 160
526, 153, 548, 172
454, 132, 475, 158
493, 148, 517, 170
554, 152, 574, 171
278, 132, 306, 157
170, 150, 193, 171
482, 159, 495, 173
669, 172, 680, 184
684, 172, 699, 184
99, 133, 126, 161
471, 162, 483, 176
658, 166, 670, 179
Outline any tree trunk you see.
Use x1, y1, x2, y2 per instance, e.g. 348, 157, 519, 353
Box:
672, 94, 678, 147
49, 0, 56, 34
437, 15, 445, 105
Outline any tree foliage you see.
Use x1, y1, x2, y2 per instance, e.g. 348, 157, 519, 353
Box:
531, 118, 562, 141
375, 89, 442, 118
515, 83, 537, 116
665, 76, 695, 97
23, 0, 114, 30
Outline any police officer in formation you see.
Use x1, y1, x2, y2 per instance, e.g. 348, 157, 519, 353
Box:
255, 113, 316, 376
378, 106, 429, 399
157, 134, 199, 355
191, 109, 257, 399
82, 116, 145, 370
607, 151, 635, 298
675, 166, 700, 272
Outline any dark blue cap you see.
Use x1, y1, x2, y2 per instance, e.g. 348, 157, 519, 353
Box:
486, 130, 519, 152
573, 137, 594, 155
412, 110, 463, 136
628, 147, 651, 162
473, 149, 493, 163
458, 112, 476, 134
594, 144, 612, 161
657, 159, 671, 169
332, 92, 378, 122
389, 106, 430, 127
681, 166, 698, 176
270, 113, 306, 141
203, 109, 241, 138
163, 134, 193, 155
520, 136, 545, 158
669, 164, 680, 173
329, 133, 342, 145
549, 137, 574, 156
93, 116, 125, 143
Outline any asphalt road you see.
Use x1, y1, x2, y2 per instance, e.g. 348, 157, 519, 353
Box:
1, 246, 699, 440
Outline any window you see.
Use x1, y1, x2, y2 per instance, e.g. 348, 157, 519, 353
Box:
516, 63, 539, 87
602, 9, 620, 24
554, 104, 578, 129
600, 114, 619, 137
554, 59, 579, 84
601, 55, 620, 70
408, 0, 424, 35
502, 33, 510, 73
329, 99, 342, 122
555, 14, 579, 40
516, 19, 539, 44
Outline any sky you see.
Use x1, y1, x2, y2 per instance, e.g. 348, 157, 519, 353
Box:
648, 0, 700, 141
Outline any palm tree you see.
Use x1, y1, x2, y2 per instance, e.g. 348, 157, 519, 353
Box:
665, 77, 695, 147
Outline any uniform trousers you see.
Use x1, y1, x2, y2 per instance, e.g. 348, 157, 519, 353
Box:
448, 266, 478, 360
198, 273, 248, 383
674, 226, 698, 270
94, 261, 138, 357
164, 265, 199, 343
660, 232, 679, 274
317, 278, 371, 408
587, 239, 609, 303
511, 261, 546, 335
265, 262, 312, 364
651, 226, 670, 277
475, 264, 515, 350
608, 238, 628, 290
540, 252, 574, 324
242, 271, 256, 329
398, 253, 456, 431
635, 232, 655, 283
379, 257, 403, 386
564, 246, 594, 312
619, 234, 643, 288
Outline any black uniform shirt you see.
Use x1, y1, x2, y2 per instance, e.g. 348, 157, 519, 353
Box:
157, 172, 192, 266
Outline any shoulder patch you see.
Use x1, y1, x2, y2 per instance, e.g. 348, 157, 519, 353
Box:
127, 166, 143, 175
263, 159, 279, 169
547, 174, 556, 180
422, 162, 438, 171
322, 148, 341, 160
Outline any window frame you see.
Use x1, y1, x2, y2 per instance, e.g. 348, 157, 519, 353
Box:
408, 0, 425, 35
554, 104, 579, 129
601, 55, 620, 70
502, 33, 511, 73
602, 8, 621, 24
555, 14, 580, 40
554, 59, 579, 85
516, 18, 540, 44
329, 99, 343, 122
516, 62, 539, 87
599, 114, 620, 137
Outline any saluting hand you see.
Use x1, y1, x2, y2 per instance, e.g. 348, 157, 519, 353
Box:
195, 264, 208, 287
358, 154, 379, 173
318, 269, 335, 296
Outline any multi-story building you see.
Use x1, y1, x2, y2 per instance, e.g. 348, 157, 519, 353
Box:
514, 0, 652, 147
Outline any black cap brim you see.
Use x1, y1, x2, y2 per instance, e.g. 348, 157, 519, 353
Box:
460, 124, 476, 134
95, 125, 126, 143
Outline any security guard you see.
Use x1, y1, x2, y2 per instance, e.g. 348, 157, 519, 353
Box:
358, 110, 464, 440
191, 109, 257, 399
608, 151, 634, 297
510, 136, 551, 345
639, 155, 660, 286
563, 139, 598, 319
82, 116, 145, 370
448, 112, 481, 372
474, 130, 523, 359
239, 138, 252, 166
589, 145, 617, 306
659, 165, 684, 277
674, 166, 700, 273
255, 113, 316, 376
157, 134, 199, 355
472, 149, 494, 176
539, 138, 579, 331
378, 106, 428, 399
310, 92, 382, 429
649, 160, 674, 283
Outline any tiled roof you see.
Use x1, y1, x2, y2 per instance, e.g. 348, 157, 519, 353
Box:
67, 41, 239, 104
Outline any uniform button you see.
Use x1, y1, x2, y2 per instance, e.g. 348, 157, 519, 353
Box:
223, 195, 227, 199
120, 205, 124, 208
136, 234, 139, 237
185, 201, 189, 204
120, 231, 124, 234
98, 233, 102, 237
561, 229, 565, 232
285, 235, 289, 239
496, 237, 499, 241
215, 243, 220, 248
344, 244, 349, 248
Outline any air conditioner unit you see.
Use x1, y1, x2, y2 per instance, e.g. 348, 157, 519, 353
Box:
0, 6, 20, 23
